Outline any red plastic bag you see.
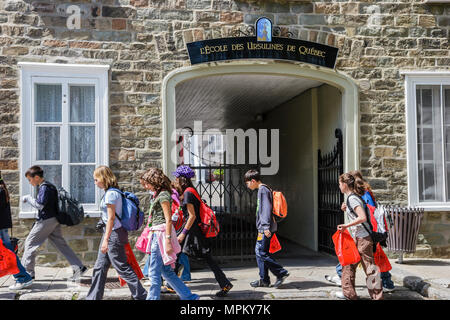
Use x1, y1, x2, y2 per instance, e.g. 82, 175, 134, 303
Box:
269, 233, 282, 254
332, 229, 361, 266
374, 243, 392, 273
0, 239, 19, 278
118, 243, 144, 287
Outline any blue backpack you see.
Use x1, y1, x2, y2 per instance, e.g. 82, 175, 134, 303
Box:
108, 188, 144, 231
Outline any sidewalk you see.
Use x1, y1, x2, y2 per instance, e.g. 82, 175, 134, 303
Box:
1, 246, 447, 300
389, 257, 450, 300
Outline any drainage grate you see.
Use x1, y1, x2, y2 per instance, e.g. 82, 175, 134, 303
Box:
78, 277, 123, 289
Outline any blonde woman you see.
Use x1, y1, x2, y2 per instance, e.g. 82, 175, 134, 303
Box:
86, 166, 147, 300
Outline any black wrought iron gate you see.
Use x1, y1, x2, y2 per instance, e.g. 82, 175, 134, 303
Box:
318, 129, 344, 254
189, 163, 259, 264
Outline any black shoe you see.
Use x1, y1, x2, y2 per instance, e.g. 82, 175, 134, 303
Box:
215, 283, 233, 297
250, 279, 270, 288
273, 272, 290, 288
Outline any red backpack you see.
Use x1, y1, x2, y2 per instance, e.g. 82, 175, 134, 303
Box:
171, 200, 184, 232
185, 187, 220, 238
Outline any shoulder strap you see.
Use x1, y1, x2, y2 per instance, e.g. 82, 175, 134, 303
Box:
105, 188, 124, 222
41, 181, 57, 192
185, 187, 202, 202
346, 194, 373, 235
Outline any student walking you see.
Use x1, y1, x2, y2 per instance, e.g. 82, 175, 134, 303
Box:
141, 168, 198, 300
86, 166, 147, 300
173, 165, 233, 297
326, 171, 395, 293
0, 173, 34, 290
335, 173, 383, 300
349, 170, 395, 292
244, 169, 290, 289
21, 166, 87, 282
171, 181, 191, 282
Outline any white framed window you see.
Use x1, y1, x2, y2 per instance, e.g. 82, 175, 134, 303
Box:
403, 71, 450, 211
19, 62, 110, 218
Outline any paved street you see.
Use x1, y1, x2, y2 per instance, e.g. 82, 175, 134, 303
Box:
0, 253, 436, 300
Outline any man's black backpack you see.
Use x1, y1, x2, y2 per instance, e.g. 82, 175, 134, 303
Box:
42, 182, 84, 226
346, 193, 387, 252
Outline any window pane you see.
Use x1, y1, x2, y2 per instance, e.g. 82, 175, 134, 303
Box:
70, 165, 95, 204
36, 127, 60, 160
70, 126, 95, 163
35, 84, 62, 122
420, 88, 433, 125
39, 165, 62, 188
70, 86, 95, 123
444, 86, 450, 124
445, 87, 450, 201
416, 85, 443, 202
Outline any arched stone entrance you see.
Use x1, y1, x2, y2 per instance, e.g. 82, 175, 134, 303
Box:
161, 60, 359, 254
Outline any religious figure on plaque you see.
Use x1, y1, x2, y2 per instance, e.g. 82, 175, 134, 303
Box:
256, 17, 272, 42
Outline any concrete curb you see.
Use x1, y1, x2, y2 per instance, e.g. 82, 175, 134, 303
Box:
390, 264, 450, 300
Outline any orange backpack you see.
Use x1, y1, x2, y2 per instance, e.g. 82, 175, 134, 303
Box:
261, 184, 287, 220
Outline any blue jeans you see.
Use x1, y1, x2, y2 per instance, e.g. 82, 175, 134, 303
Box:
381, 271, 395, 289
146, 234, 198, 300
255, 233, 288, 283
0, 229, 32, 283
178, 253, 191, 282
336, 263, 343, 278
143, 254, 150, 277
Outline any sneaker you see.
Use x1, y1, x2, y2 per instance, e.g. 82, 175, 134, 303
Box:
161, 285, 176, 294
9, 279, 33, 291
334, 291, 348, 300
273, 272, 290, 288
69, 266, 88, 281
250, 279, 270, 288
215, 283, 233, 297
325, 274, 342, 286
383, 286, 395, 293
143, 280, 152, 286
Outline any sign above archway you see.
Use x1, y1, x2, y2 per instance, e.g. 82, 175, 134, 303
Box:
187, 18, 338, 69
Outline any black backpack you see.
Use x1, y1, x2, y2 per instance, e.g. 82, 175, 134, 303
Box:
42, 182, 84, 226
346, 193, 387, 252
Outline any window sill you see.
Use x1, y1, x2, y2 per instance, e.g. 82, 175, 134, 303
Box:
410, 204, 450, 212
19, 211, 101, 219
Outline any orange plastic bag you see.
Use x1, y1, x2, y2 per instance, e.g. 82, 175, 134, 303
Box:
332, 229, 361, 266
374, 243, 392, 273
118, 243, 144, 287
0, 239, 19, 278
269, 233, 282, 254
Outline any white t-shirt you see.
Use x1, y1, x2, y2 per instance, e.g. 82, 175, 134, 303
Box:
100, 189, 123, 230
346, 194, 371, 239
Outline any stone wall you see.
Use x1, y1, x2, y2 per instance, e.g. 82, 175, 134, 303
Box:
0, 0, 450, 264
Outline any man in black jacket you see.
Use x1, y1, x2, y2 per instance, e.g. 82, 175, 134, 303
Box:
21, 166, 87, 283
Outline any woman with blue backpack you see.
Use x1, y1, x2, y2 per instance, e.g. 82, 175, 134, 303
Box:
86, 166, 147, 300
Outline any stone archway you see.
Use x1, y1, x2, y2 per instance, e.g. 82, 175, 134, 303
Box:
161, 60, 359, 252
